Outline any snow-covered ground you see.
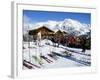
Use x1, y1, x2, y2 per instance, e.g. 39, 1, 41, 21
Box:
23, 39, 91, 69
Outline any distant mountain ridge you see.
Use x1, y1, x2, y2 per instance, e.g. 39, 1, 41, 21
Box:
24, 19, 90, 36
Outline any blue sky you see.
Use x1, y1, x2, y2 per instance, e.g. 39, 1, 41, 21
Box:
23, 10, 91, 24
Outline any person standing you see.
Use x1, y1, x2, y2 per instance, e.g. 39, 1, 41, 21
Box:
81, 36, 86, 52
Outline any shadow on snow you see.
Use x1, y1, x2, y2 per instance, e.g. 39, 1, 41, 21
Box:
52, 52, 91, 66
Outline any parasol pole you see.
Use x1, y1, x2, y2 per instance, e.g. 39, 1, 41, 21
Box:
28, 25, 31, 63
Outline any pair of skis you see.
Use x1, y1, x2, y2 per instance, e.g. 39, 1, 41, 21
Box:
23, 60, 41, 69
40, 56, 53, 63
47, 54, 58, 60
23, 61, 33, 69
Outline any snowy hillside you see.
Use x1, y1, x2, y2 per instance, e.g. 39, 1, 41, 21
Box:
25, 19, 90, 36
23, 39, 91, 69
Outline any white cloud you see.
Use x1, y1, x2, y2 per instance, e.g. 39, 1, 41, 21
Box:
23, 15, 31, 24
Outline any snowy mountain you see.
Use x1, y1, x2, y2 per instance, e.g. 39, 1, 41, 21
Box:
24, 19, 90, 36
61, 19, 90, 36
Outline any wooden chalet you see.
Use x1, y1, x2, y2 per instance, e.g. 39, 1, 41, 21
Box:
29, 26, 54, 40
